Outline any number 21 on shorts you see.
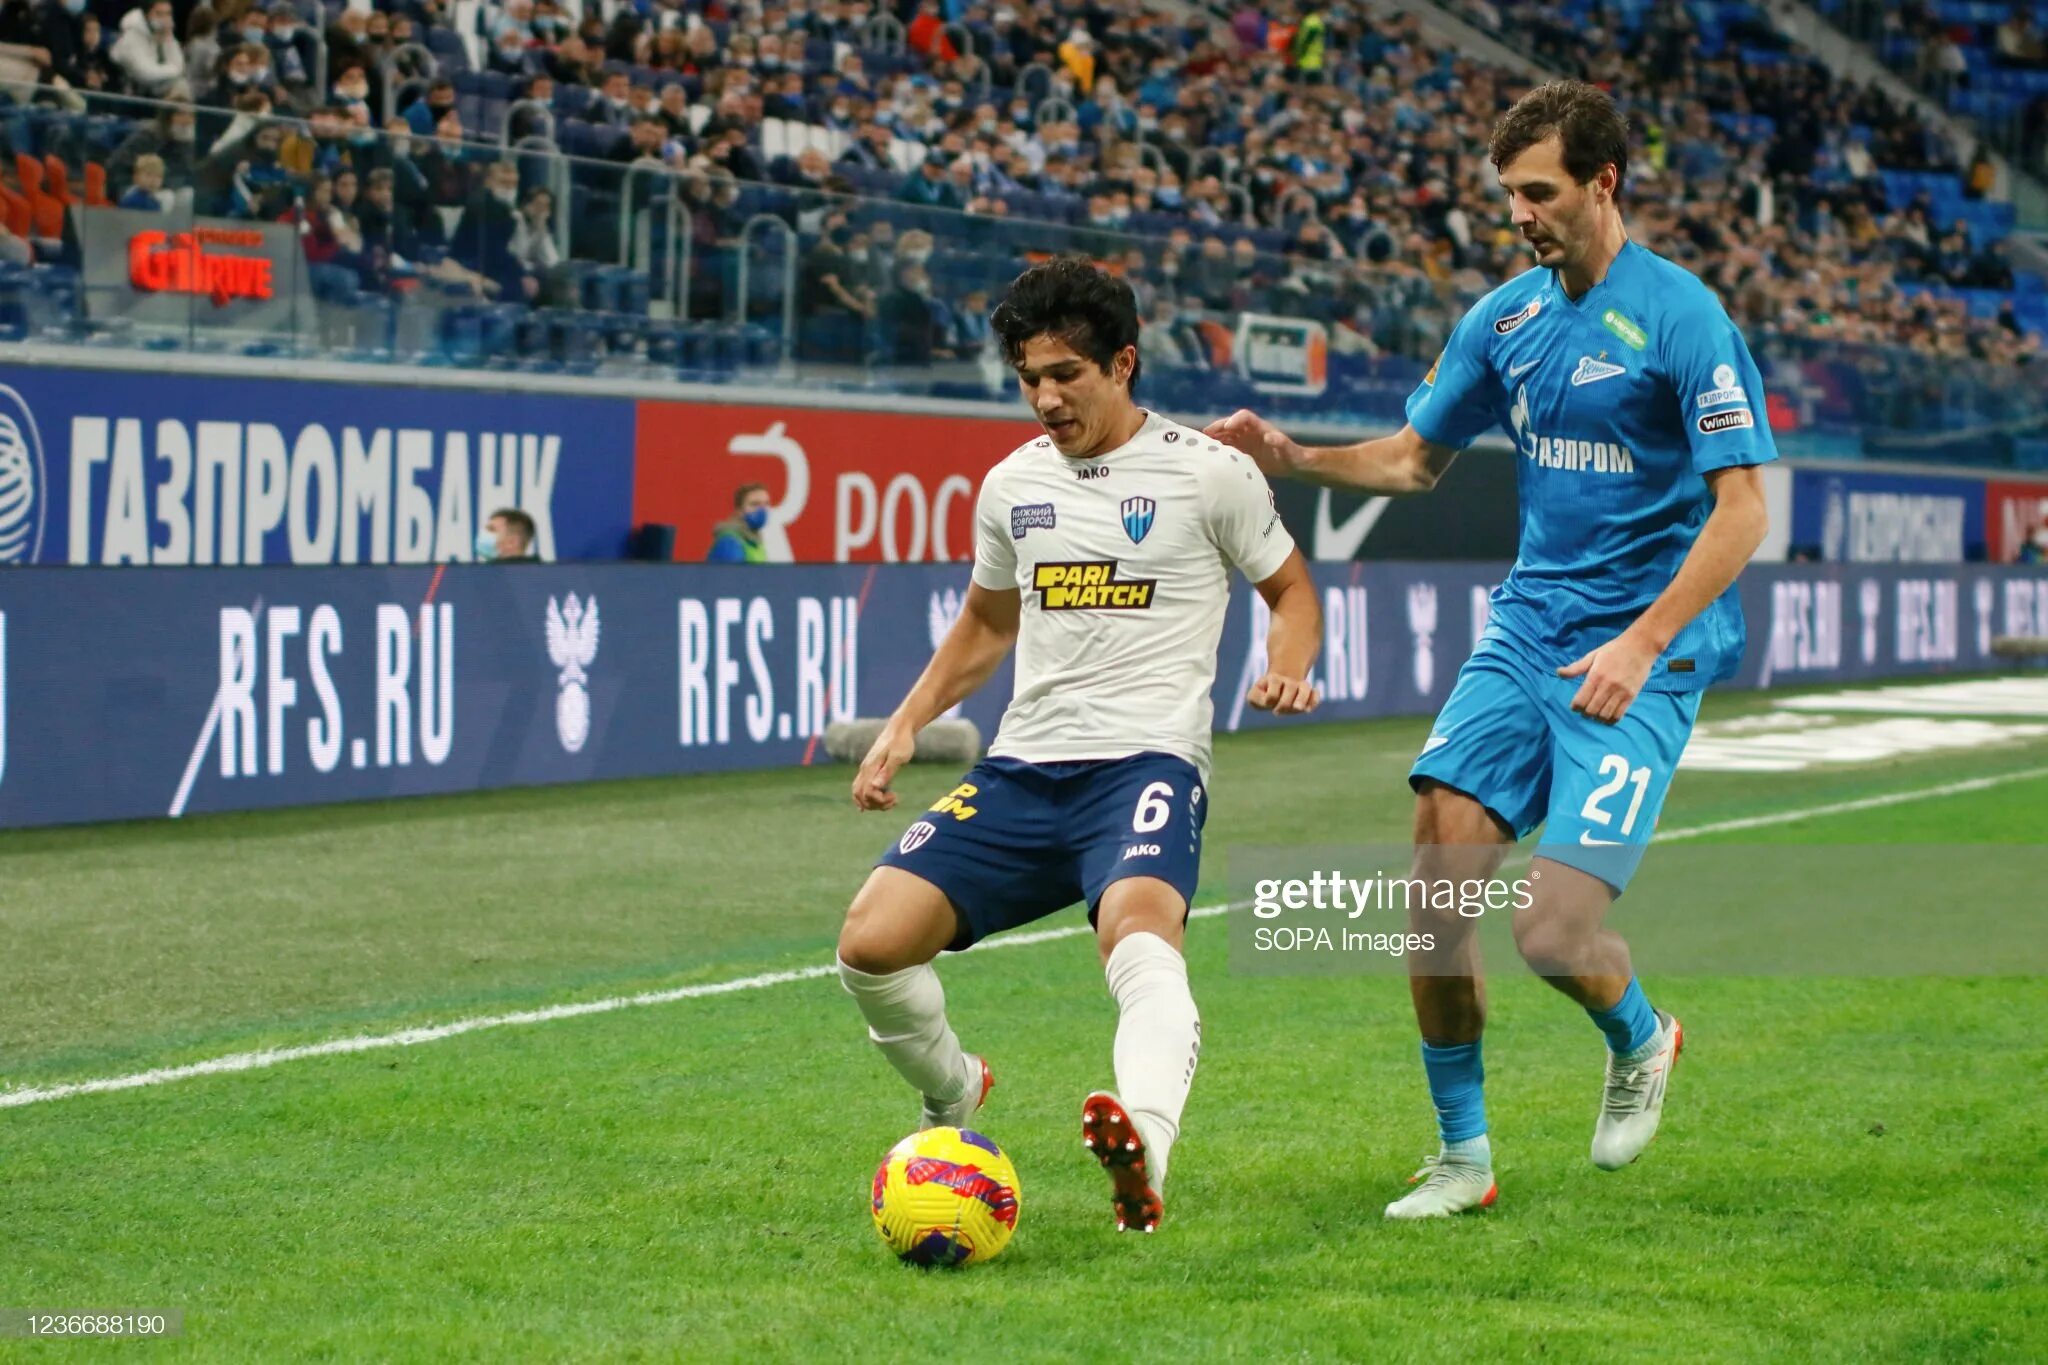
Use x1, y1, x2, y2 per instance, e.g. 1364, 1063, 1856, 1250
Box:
1581, 753, 1652, 839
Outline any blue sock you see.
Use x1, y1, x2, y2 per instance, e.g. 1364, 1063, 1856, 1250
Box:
1587, 977, 1659, 1055
1420, 1039, 1487, 1143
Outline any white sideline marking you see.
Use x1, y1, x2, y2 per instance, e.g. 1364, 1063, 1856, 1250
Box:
8, 764, 2048, 1111
1652, 764, 2048, 841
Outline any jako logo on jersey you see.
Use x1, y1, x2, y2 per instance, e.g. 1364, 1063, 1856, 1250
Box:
1493, 299, 1541, 334
1075, 464, 1109, 480
1571, 356, 1627, 386
898, 821, 938, 853
1032, 561, 1157, 610
1509, 382, 1637, 473
1011, 502, 1056, 539
1697, 409, 1755, 435
545, 592, 600, 754
1122, 843, 1161, 860
0, 386, 47, 565
1121, 496, 1156, 543
1696, 363, 1748, 409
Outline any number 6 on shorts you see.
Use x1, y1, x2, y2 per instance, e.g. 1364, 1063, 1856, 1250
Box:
1132, 781, 1174, 833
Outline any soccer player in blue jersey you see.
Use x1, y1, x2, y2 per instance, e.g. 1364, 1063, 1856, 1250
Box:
1208, 80, 1775, 1216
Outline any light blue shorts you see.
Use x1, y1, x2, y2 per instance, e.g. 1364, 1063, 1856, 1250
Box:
1408, 646, 1701, 892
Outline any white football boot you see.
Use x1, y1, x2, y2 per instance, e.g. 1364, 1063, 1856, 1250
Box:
1383, 1145, 1498, 1219
921, 1053, 994, 1131
1591, 1010, 1683, 1170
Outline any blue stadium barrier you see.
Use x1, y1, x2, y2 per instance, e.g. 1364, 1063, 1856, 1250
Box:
2, 560, 2044, 830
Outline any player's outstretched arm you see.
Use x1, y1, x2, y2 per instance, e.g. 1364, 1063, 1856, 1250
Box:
852, 583, 1021, 811
1559, 464, 1770, 724
1203, 412, 1459, 494
1246, 548, 1323, 716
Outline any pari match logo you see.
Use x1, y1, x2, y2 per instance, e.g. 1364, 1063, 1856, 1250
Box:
0, 385, 49, 565
1031, 561, 1157, 611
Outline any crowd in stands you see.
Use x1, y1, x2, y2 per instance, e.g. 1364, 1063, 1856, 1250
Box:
0, 0, 2038, 372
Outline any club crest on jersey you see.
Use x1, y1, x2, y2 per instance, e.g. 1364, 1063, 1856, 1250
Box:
1493, 299, 1541, 334
898, 821, 938, 853
1032, 560, 1157, 610
1571, 356, 1627, 386
1011, 502, 1056, 539
1121, 496, 1156, 544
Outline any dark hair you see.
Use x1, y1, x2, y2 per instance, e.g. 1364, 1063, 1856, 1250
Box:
990, 256, 1142, 395
490, 506, 536, 547
732, 482, 768, 508
1489, 79, 1629, 190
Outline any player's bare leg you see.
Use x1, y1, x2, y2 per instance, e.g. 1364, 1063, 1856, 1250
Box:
1387, 782, 1510, 1219
837, 867, 993, 1130
1084, 877, 1196, 1233
1515, 860, 1682, 1170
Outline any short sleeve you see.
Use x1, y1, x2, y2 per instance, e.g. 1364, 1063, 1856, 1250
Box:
1666, 306, 1779, 474
1404, 296, 1501, 450
970, 472, 1019, 590
1206, 454, 1296, 583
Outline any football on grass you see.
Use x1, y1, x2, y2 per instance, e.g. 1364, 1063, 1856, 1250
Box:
870, 1127, 1021, 1266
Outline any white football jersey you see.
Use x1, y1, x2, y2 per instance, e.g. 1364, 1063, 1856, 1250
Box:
970, 409, 1296, 781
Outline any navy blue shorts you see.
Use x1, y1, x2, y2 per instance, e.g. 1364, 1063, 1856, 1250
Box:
876, 752, 1208, 950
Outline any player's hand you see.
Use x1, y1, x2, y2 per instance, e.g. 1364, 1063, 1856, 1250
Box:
1247, 672, 1320, 716
1557, 632, 1659, 725
851, 721, 917, 811
1204, 409, 1308, 479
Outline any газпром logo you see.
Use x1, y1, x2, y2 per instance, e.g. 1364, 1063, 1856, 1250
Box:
0, 385, 48, 564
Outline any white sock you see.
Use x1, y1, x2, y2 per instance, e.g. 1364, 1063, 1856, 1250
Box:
838, 958, 973, 1104
1105, 931, 1201, 1187
1443, 1134, 1492, 1167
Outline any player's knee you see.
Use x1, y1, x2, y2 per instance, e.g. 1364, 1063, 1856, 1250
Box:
1412, 782, 1511, 852
1095, 878, 1187, 962
836, 891, 910, 975
1511, 909, 1586, 976
838, 872, 955, 974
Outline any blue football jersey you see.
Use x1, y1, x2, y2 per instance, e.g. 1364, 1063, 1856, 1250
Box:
1405, 240, 1778, 690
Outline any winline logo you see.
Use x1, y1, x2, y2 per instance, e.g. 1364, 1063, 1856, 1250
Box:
128, 229, 275, 307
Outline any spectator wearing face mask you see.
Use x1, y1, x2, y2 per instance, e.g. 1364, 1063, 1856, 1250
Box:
181, 6, 220, 96
707, 484, 773, 563
403, 77, 458, 136
583, 69, 634, 127
489, 19, 537, 75
452, 159, 537, 302
2021, 511, 2048, 565
262, 4, 314, 101
107, 105, 197, 196
111, 0, 182, 97
477, 507, 540, 563
331, 61, 373, 125
875, 258, 953, 366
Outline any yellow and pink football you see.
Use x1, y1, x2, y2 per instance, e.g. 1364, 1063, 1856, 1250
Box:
870, 1127, 1022, 1266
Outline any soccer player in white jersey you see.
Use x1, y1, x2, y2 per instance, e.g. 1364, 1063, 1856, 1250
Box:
836, 257, 1324, 1234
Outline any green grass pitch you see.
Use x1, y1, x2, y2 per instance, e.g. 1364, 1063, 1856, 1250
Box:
2, 683, 2045, 1359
